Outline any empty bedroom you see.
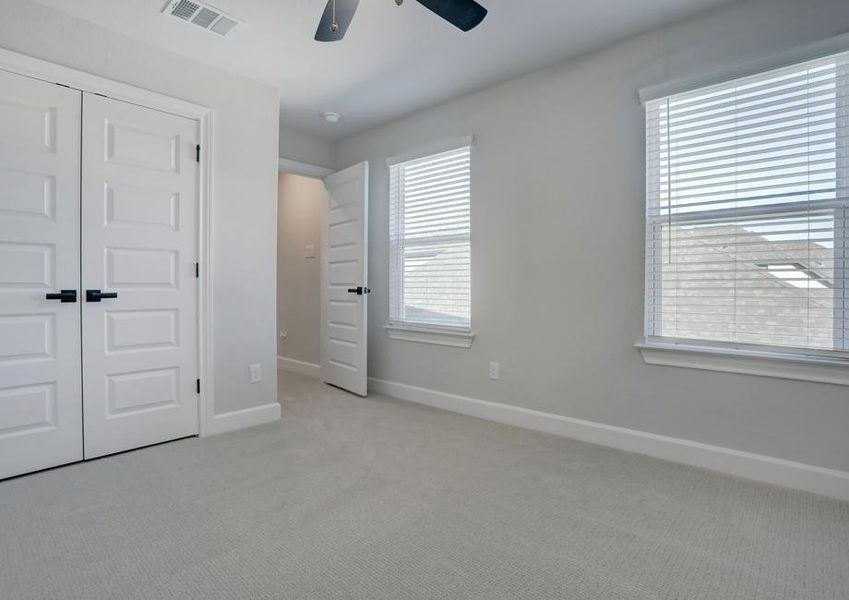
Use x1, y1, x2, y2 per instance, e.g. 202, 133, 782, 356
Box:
0, 0, 848, 598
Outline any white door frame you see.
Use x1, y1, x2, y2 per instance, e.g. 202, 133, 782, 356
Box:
278, 158, 333, 180
0, 47, 217, 437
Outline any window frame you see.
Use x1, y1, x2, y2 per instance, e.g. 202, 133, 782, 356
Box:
638, 44, 849, 384
385, 137, 475, 347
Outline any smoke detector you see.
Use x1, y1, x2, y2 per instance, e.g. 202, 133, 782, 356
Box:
322, 112, 341, 124
162, 1, 242, 37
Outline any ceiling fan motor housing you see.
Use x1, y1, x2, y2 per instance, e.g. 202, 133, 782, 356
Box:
315, 0, 486, 42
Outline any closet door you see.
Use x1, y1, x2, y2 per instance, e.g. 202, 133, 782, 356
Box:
0, 71, 82, 479
81, 93, 199, 458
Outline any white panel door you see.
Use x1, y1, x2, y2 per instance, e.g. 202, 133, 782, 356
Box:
0, 71, 83, 479
321, 162, 369, 396
81, 93, 198, 458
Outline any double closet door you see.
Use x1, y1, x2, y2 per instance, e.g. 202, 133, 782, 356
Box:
0, 70, 199, 480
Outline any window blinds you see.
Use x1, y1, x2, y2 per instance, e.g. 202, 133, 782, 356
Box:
389, 145, 471, 330
645, 51, 849, 354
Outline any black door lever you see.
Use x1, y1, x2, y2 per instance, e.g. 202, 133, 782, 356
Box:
86, 289, 118, 302
45, 289, 77, 303
347, 286, 371, 295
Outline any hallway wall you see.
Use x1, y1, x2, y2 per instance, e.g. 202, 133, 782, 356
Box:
277, 173, 323, 366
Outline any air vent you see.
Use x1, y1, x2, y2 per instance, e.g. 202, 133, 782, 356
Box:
162, 0, 242, 37
210, 16, 239, 36
192, 8, 219, 28
170, 0, 200, 20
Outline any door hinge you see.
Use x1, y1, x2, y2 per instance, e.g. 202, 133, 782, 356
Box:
195, 262, 199, 278
196, 379, 201, 394
196, 144, 201, 162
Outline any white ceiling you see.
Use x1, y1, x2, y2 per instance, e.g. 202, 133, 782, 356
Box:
30, 0, 736, 139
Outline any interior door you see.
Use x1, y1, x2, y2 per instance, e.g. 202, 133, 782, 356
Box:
0, 71, 83, 479
321, 162, 369, 396
81, 93, 199, 458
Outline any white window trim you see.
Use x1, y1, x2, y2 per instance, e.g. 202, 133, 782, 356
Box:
638, 32, 849, 103
640, 39, 849, 379
385, 323, 475, 348
637, 340, 849, 386
387, 137, 474, 343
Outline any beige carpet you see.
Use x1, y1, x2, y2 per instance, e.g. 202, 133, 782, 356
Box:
1, 370, 847, 599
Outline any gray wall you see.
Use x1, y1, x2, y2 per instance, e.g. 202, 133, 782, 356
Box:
277, 173, 322, 365
279, 123, 336, 170
1, 0, 280, 415
336, 0, 849, 472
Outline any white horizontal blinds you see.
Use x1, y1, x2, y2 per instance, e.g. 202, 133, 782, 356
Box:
645, 51, 849, 353
389, 145, 471, 329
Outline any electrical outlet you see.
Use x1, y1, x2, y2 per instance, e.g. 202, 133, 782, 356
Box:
279, 331, 288, 340
249, 364, 262, 383
304, 244, 315, 258
489, 361, 500, 380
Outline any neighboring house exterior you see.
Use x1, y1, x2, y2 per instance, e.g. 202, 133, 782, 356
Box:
658, 222, 836, 350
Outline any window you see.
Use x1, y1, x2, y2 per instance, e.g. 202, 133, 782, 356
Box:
644, 51, 848, 358
388, 143, 472, 343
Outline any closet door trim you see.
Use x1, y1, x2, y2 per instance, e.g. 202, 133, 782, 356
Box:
0, 47, 215, 437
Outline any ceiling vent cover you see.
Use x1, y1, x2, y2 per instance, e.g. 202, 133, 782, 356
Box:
163, 0, 242, 37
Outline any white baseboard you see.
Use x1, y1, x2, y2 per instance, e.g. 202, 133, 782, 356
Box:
277, 356, 321, 378
368, 378, 849, 501
207, 402, 281, 436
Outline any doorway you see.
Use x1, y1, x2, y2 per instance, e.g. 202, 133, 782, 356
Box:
276, 161, 370, 396
277, 172, 323, 377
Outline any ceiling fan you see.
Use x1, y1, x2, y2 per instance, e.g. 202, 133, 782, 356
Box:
315, 0, 488, 42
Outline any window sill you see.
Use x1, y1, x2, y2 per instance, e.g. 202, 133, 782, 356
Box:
385, 324, 475, 348
637, 340, 849, 386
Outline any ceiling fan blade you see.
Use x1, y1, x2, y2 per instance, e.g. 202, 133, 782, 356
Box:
314, 0, 360, 42
415, 0, 487, 32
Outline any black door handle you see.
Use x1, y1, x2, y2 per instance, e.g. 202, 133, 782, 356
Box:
86, 289, 118, 303
45, 289, 77, 303
347, 286, 371, 295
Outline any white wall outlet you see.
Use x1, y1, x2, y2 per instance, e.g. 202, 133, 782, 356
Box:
304, 244, 315, 258
249, 364, 262, 383
489, 361, 500, 380
279, 330, 288, 340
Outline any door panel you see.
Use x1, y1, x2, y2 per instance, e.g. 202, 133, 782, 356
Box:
0, 71, 82, 479
321, 162, 368, 396
81, 93, 198, 459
